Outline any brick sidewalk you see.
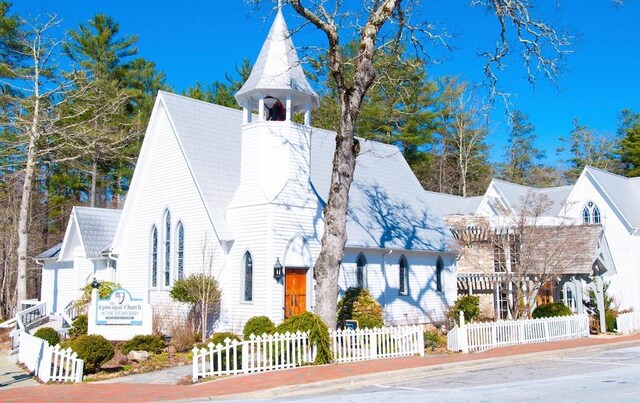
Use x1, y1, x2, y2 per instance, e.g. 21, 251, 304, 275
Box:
2, 333, 639, 402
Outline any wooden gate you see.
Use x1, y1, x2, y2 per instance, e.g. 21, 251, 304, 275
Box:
285, 268, 307, 318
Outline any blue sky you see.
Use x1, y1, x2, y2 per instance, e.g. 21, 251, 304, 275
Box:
13, 0, 640, 165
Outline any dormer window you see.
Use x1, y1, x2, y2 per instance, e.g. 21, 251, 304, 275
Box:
582, 201, 601, 224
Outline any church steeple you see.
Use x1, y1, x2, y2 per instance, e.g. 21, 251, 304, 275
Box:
235, 5, 319, 125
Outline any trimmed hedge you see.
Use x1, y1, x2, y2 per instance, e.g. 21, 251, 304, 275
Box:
449, 295, 481, 324
532, 302, 572, 319
34, 327, 60, 346
243, 316, 276, 340
69, 314, 88, 338
69, 334, 114, 371
121, 335, 165, 354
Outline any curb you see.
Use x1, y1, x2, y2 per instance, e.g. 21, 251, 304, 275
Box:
197, 338, 640, 401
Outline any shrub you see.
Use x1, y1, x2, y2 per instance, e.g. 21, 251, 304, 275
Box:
69, 314, 88, 338
423, 329, 446, 350
337, 287, 384, 329
243, 316, 276, 340
605, 309, 618, 333
170, 273, 222, 343
276, 311, 332, 365
69, 335, 114, 371
532, 302, 572, 319
75, 281, 121, 311
121, 335, 166, 355
448, 295, 481, 324
209, 332, 241, 346
203, 332, 242, 371
168, 320, 200, 353
34, 327, 60, 346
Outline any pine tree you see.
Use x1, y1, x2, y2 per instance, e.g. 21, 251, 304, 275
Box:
500, 110, 546, 186
617, 109, 640, 177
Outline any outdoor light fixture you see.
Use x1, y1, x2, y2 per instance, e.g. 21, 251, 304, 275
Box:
273, 258, 283, 281
91, 277, 100, 289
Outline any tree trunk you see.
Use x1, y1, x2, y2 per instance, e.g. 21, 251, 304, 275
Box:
90, 156, 98, 207
314, 108, 359, 330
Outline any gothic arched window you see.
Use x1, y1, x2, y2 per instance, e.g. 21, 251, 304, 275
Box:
243, 251, 253, 302
436, 257, 444, 293
151, 225, 158, 287
582, 201, 601, 225
356, 253, 367, 289
399, 256, 408, 295
177, 221, 184, 280
164, 210, 171, 287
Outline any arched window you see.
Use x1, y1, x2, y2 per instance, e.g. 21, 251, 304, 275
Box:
356, 253, 367, 289
399, 256, 408, 295
243, 251, 253, 302
164, 210, 171, 287
436, 257, 444, 293
582, 201, 601, 224
151, 225, 158, 287
177, 222, 184, 280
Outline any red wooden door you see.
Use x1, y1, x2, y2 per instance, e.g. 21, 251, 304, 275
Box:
285, 268, 307, 318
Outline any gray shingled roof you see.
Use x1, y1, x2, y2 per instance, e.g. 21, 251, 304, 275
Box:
73, 207, 121, 258
35, 243, 62, 260
585, 166, 640, 229
423, 191, 482, 216
491, 179, 572, 216
235, 9, 319, 111
161, 91, 455, 253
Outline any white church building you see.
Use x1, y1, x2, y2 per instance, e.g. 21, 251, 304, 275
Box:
37, 9, 458, 333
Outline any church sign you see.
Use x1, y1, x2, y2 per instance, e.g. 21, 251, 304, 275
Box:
88, 287, 153, 340
96, 289, 144, 326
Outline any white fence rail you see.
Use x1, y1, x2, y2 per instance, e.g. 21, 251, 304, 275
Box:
330, 325, 424, 363
192, 331, 314, 381
448, 313, 589, 353
18, 331, 84, 383
16, 301, 48, 331
617, 311, 640, 335
192, 325, 424, 382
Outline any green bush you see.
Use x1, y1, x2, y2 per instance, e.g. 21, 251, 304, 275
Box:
69, 334, 114, 371
423, 329, 446, 350
449, 295, 481, 324
337, 287, 384, 329
276, 311, 332, 365
121, 335, 166, 354
34, 327, 60, 346
532, 302, 573, 319
209, 332, 241, 346
605, 310, 618, 333
243, 316, 276, 340
204, 332, 242, 371
69, 314, 88, 338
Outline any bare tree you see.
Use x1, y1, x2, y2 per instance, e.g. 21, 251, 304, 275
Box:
253, 0, 616, 328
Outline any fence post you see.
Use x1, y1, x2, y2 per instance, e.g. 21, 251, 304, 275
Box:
191, 346, 199, 382
543, 318, 550, 341
241, 342, 249, 374
459, 311, 469, 353
369, 329, 378, 359
417, 325, 425, 356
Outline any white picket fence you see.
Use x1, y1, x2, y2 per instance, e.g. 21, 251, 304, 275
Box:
447, 312, 589, 353
192, 331, 315, 381
17, 331, 84, 383
192, 325, 424, 382
330, 325, 424, 363
616, 310, 640, 335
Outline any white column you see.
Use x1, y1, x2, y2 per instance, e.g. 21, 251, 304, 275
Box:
304, 102, 311, 126
258, 97, 265, 121
286, 94, 292, 121
242, 100, 251, 124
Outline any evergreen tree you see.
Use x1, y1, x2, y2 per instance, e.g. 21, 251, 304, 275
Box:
617, 109, 640, 177
500, 110, 546, 186
183, 59, 251, 108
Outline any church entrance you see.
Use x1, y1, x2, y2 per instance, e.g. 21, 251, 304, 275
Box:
284, 268, 307, 319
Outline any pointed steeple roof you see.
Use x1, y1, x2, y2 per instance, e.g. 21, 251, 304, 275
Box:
235, 8, 319, 111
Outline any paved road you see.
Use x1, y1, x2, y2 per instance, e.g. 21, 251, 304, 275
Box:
281, 346, 640, 402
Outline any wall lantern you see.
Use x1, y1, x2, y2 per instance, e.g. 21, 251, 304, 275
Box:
91, 277, 100, 289
273, 258, 283, 281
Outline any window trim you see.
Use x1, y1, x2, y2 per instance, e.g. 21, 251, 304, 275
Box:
582, 201, 601, 225
436, 256, 444, 293
163, 209, 171, 288
176, 221, 184, 281
398, 255, 409, 296
242, 251, 253, 302
356, 253, 367, 289
151, 225, 158, 288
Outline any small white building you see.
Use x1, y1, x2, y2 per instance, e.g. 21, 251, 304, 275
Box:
37, 9, 458, 333
426, 166, 639, 317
